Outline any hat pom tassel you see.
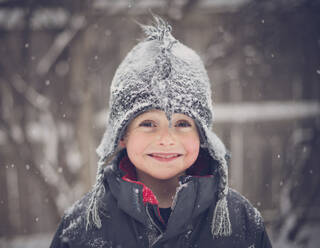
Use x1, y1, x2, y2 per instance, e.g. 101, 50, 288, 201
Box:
86, 179, 104, 230
211, 196, 232, 238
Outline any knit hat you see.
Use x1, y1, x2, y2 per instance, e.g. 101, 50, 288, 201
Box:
87, 15, 231, 238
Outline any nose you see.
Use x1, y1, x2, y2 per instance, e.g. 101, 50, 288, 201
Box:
158, 127, 175, 146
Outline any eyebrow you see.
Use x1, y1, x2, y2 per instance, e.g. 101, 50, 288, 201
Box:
136, 115, 194, 124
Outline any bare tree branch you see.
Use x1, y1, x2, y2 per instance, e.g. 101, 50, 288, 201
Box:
36, 14, 86, 76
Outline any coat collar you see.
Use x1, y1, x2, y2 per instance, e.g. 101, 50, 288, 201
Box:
103, 149, 218, 239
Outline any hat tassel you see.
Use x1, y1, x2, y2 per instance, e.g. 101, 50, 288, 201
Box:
211, 196, 232, 238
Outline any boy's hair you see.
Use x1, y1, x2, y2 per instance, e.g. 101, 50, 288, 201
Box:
88, 15, 231, 238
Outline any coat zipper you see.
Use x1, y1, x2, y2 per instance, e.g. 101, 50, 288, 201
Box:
145, 204, 163, 247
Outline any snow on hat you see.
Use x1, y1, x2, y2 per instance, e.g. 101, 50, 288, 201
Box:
87, 15, 231, 238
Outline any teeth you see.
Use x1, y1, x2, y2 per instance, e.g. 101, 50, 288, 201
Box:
152, 154, 180, 158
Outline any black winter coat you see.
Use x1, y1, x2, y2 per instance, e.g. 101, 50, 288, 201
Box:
50, 153, 272, 248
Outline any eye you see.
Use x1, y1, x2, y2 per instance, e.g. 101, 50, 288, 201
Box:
175, 120, 191, 127
139, 120, 156, 127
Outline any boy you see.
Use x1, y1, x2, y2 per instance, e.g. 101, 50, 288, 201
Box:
50, 16, 272, 248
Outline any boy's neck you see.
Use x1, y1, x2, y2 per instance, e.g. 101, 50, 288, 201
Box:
136, 171, 182, 208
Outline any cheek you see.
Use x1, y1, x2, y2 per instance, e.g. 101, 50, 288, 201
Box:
183, 134, 200, 159
187, 142, 200, 158
126, 132, 149, 155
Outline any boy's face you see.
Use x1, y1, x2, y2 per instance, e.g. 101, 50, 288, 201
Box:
119, 109, 200, 181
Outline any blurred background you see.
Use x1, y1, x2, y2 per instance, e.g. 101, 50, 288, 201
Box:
0, 0, 319, 247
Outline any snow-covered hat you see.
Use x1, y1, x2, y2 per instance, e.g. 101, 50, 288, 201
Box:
88, 15, 231, 238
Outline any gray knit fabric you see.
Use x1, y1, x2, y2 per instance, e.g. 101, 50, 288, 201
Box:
88, 16, 231, 238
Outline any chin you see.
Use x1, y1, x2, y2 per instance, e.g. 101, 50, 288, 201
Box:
149, 171, 182, 181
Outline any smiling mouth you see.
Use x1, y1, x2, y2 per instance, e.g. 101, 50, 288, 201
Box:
148, 153, 182, 162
